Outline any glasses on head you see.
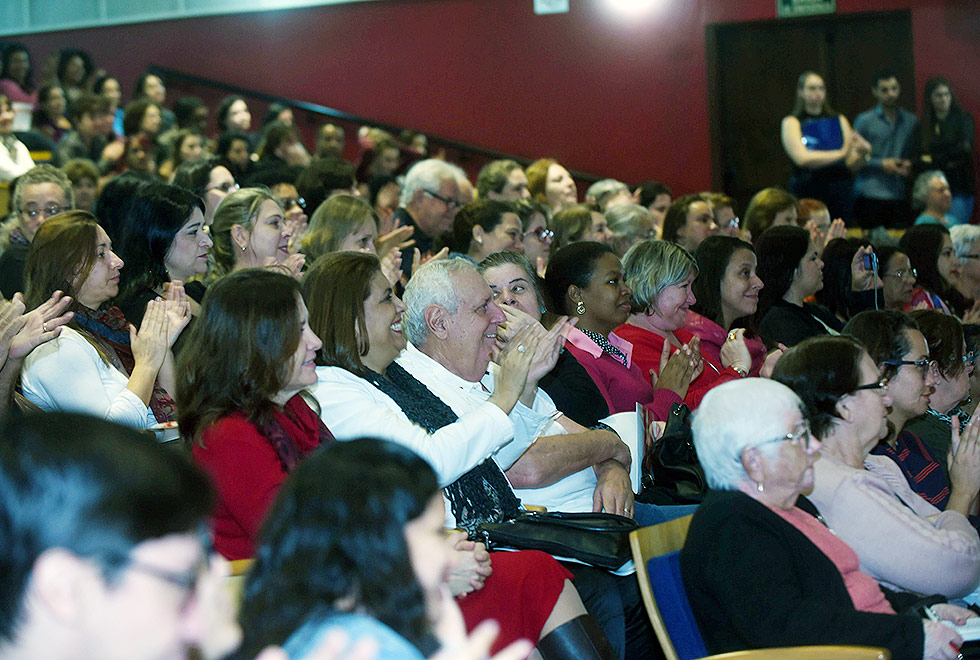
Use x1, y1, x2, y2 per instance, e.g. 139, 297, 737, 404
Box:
423, 189, 460, 210
758, 419, 813, 449
525, 226, 554, 242
883, 358, 936, 379
852, 378, 888, 393
957, 351, 977, 367
206, 181, 239, 194
278, 196, 306, 211
883, 268, 916, 281
23, 204, 65, 220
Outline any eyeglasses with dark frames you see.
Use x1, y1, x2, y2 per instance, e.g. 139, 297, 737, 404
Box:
882, 358, 936, 378
852, 378, 888, 393
423, 189, 460, 210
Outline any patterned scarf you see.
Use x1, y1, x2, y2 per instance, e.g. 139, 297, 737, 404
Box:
580, 328, 628, 367
72, 304, 176, 423
364, 362, 522, 534
7, 225, 28, 247
258, 397, 335, 472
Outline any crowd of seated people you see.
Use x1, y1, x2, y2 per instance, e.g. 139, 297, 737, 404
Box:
3, 40, 980, 660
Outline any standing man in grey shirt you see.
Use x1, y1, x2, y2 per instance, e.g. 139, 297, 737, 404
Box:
853, 69, 920, 229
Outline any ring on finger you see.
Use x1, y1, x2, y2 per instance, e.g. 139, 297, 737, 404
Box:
42, 322, 47, 332
728, 332, 737, 341
517, 345, 526, 353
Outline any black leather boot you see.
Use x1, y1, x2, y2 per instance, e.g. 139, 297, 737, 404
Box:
536, 614, 620, 660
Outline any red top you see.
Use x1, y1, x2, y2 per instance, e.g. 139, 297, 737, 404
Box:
192, 395, 326, 560
616, 311, 766, 410
563, 332, 681, 421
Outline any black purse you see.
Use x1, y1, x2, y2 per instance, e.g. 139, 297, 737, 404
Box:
638, 402, 707, 505
477, 511, 639, 571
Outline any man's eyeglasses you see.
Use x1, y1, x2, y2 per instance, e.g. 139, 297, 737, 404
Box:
883, 268, 917, 281
883, 358, 936, 378
525, 227, 554, 242
758, 420, 813, 449
23, 205, 65, 220
424, 189, 460, 210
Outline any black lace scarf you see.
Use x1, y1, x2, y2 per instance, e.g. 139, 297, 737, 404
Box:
363, 362, 521, 534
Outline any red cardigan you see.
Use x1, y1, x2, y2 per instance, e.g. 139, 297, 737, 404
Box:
192, 395, 326, 560
616, 312, 766, 410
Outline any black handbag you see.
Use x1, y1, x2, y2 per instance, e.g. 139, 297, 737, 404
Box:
639, 402, 707, 505
477, 511, 639, 571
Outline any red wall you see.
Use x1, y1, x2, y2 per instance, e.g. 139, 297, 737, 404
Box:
8, 0, 979, 196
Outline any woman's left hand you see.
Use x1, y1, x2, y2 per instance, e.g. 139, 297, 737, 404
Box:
158, 283, 192, 348
931, 603, 977, 625
593, 459, 634, 518
850, 245, 880, 291
760, 344, 788, 379
445, 531, 492, 597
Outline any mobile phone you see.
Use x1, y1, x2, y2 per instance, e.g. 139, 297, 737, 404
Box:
863, 253, 878, 270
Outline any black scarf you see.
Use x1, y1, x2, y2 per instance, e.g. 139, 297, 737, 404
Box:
365, 362, 521, 533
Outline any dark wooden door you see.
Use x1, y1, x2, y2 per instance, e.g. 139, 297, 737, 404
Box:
707, 11, 914, 213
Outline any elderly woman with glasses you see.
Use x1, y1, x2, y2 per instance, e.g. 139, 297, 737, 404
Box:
844, 311, 980, 524
682, 378, 972, 660
772, 335, 980, 599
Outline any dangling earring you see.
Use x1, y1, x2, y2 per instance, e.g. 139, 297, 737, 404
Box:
240, 244, 247, 251
576, 300, 586, 315
756, 481, 764, 493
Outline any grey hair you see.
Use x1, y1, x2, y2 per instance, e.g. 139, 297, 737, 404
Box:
950, 224, 980, 260
12, 164, 74, 215
911, 170, 947, 212
622, 239, 697, 312
692, 378, 804, 490
606, 203, 656, 256
586, 179, 630, 208
402, 257, 476, 346
399, 158, 460, 207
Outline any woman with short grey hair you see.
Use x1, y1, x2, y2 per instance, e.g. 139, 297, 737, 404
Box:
682, 377, 974, 660
913, 170, 955, 226
951, 223, 980, 303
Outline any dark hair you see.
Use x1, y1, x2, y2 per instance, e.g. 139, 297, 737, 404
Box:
95, 171, 154, 245
445, 199, 515, 254
661, 194, 706, 244
173, 155, 223, 198
257, 121, 298, 160
872, 68, 899, 87
217, 130, 251, 158
170, 129, 203, 169
31, 84, 64, 128
296, 156, 356, 217
173, 96, 205, 129
843, 310, 919, 380
0, 412, 213, 643
301, 251, 379, 374
550, 203, 595, 250
692, 235, 756, 329
69, 92, 109, 123
923, 77, 964, 154
115, 182, 205, 296
132, 72, 162, 101
637, 181, 672, 208
815, 237, 870, 321
245, 166, 298, 189
262, 102, 291, 127
176, 269, 303, 443
911, 309, 966, 379
367, 174, 398, 207
240, 438, 439, 657
899, 224, 965, 314
216, 95, 247, 133
476, 159, 522, 198
1, 43, 33, 92
771, 335, 866, 439
544, 241, 616, 315
91, 74, 118, 97
56, 48, 93, 86
755, 224, 810, 321
24, 211, 101, 310
122, 98, 160, 137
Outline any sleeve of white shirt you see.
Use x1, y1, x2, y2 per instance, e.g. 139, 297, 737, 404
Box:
483, 369, 567, 470
21, 328, 150, 428
314, 367, 518, 486
0, 140, 35, 181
